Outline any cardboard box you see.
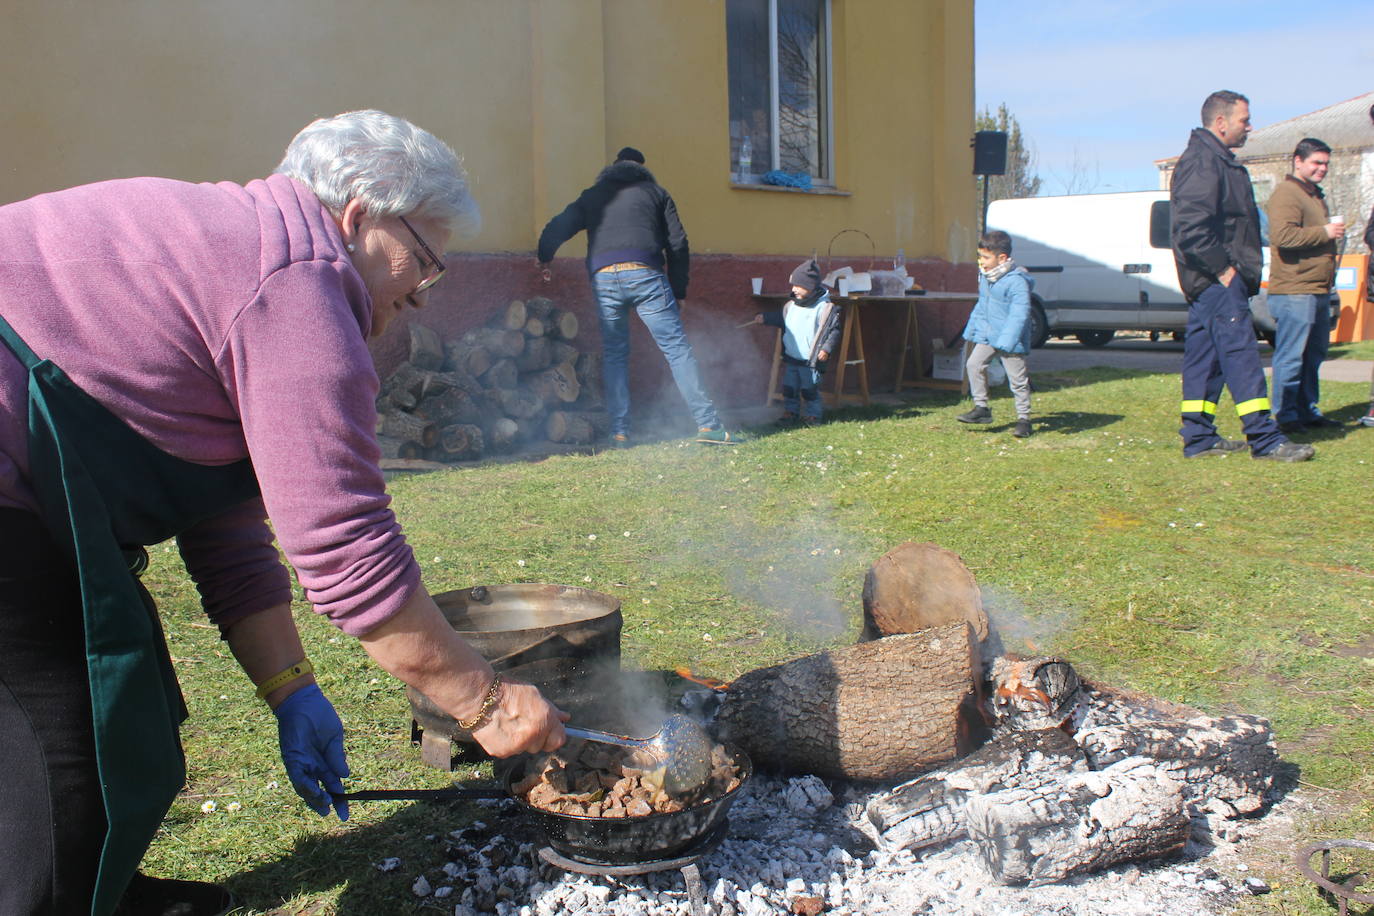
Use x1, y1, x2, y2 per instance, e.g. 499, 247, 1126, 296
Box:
931, 350, 964, 381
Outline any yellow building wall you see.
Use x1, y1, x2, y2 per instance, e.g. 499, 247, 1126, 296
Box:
0, 0, 974, 263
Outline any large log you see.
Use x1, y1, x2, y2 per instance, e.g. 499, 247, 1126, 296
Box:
483, 416, 520, 452
549, 341, 579, 366
545, 411, 596, 445
965, 757, 1190, 886
527, 361, 580, 404
494, 387, 544, 421
376, 434, 421, 460
515, 336, 552, 373
408, 323, 446, 371
985, 655, 1085, 733
524, 296, 554, 320
547, 308, 579, 341
714, 625, 986, 780
379, 411, 437, 449
863, 728, 1087, 855
480, 358, 518, 391
500, 299, 528, 331
1074, 692, 1277, 815
523, 316, 547, 339
861, 541, 989, 642
429, 423, 484, 461
414, 387, 480, 426
474, 327, 525, 359
444, 340, 494, 379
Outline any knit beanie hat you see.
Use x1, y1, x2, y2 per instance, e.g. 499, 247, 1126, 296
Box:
615, 146, 646, 164
789, 258, 822, 291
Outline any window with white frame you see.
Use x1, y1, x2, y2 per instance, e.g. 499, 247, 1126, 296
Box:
727, 0, 832, 185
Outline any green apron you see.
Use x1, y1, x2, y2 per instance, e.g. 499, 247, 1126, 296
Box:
0, 314, 261, 916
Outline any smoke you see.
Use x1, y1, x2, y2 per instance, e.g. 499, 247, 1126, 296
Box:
977, 583, 1081, 663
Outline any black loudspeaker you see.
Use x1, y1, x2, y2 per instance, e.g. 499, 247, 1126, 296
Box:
972, 131, 1008, 176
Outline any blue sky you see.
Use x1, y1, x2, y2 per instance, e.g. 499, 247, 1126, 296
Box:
975, 0, 1374, 195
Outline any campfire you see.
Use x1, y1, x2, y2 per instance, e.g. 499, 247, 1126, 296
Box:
392, 543, 1285, 914
376, 296, 608, 463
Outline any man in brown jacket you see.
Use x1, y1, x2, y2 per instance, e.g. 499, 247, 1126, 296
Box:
1264, 137, 1345, 432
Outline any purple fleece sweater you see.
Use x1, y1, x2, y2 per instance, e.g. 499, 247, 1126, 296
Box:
0, 174, 420, 635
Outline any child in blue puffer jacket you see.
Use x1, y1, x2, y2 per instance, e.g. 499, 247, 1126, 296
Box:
957, 230, 1036, 438
751, 259, 842, 425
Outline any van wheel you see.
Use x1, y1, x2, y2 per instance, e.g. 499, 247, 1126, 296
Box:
1028, 302, 1050, 349
1076, 330, 1115, 347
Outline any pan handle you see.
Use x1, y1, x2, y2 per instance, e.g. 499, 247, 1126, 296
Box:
334, 786, 507, 802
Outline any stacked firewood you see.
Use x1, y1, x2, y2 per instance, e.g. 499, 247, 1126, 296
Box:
375, 297, 609, 462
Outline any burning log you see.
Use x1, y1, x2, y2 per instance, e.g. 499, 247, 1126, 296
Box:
408, 323, 446, 371
714, 625, 986, 781
965, 756, 1190, 885
863, 728, 1087, 854
861, 541, 989, 642
986, 655, 1085, 732
1074, 693, 1277, 815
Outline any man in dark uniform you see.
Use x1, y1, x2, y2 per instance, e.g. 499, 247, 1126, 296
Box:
1170, 90, 1314, 461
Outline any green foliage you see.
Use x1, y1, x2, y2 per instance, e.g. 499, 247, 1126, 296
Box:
145, 364, 1374, 914
976, 102, 1042, 201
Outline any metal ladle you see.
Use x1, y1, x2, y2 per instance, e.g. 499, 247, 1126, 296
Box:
564, 714, 714, 796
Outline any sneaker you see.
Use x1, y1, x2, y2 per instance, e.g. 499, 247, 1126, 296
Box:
1012, 418, 1032, 438
1254, 441, 1315, 462
956, 405, 993, 424
1360, 409, 1374, 428
610, 433, 630, 449
696, 427, 740, 444
775, 412, 799, 427
115, 873, 235, 916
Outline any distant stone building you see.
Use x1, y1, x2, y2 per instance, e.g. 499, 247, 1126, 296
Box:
1157, 92, 1374, 255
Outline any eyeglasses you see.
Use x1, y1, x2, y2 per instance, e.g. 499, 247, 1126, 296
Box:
397, 215, 447, 294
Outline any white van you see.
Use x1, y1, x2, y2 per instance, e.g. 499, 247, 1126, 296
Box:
985, 191, 1184, 347
984, 191, 1326, 348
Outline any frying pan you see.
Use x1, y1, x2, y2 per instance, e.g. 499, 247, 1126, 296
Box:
337, 745, 751, 864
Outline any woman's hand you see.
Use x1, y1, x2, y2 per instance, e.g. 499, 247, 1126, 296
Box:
470, 678, 569, 757
273, 683, 350, 820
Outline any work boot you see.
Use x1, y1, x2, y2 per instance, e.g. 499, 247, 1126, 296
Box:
115, 873, 235, 916
956, 405, 993, 424
1254, 441, 1315, 462
1012, 418, 1032, 438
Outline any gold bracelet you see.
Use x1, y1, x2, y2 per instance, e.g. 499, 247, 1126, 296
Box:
254, 659, 314, 700
457, 673, 503, 731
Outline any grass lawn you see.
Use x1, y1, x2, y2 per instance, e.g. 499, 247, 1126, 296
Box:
142, 357, 1374, 915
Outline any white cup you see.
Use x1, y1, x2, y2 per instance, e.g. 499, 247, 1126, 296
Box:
1330, 214, 1345, 226
751, 277, 763, 295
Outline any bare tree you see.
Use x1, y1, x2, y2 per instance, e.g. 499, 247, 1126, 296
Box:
1047, 147, 1103, 196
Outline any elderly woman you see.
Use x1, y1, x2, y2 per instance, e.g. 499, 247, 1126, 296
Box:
0, 110, 566, 916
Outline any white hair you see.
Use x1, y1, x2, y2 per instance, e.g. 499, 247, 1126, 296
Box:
275, 109, 479, 235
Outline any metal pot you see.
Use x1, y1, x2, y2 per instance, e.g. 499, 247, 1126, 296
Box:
340, 744, 751, 865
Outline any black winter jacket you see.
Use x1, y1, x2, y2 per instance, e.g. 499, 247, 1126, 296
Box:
537, 161, 691, 300
1170, 128, 1263, 302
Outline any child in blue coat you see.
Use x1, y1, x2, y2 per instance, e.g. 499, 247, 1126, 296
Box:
752, 259, 843, 425
957, 231, 1035, 437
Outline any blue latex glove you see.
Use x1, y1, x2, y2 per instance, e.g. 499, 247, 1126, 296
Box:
274, 683, 350, 821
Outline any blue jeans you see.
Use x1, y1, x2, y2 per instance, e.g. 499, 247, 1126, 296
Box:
781, 363, 823, 420
1267, 293, 1330, 424
591, 268, 720, 435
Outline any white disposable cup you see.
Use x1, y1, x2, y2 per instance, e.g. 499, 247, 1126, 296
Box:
751, 277, 763, 295
1330, 214, 1345, 226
